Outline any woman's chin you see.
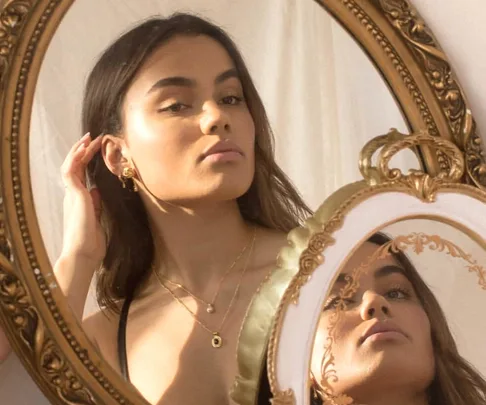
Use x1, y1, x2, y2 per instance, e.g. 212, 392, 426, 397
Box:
200, 176, 252, 201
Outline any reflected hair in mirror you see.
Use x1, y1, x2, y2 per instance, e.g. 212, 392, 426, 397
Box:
310, 232, 486, 405
82, 13, 311, 312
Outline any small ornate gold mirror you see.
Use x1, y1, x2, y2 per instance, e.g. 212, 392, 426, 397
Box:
267, 131, 486, 405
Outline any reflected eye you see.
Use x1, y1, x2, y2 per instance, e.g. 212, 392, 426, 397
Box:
158, 103, 189, 113
220, 95, 244, 105
386, 287, 411, 300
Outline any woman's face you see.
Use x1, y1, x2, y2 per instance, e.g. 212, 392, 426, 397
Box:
106, 34, 255, 204
311, 241, 435, 400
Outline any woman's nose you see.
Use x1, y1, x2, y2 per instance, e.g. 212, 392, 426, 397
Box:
360, 291, 391, 320
200, 102, 231, 135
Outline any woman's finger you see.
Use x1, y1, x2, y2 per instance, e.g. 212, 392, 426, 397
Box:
65, 132, 91, 161
81, 135, 103, 165
62, 144, 88, 189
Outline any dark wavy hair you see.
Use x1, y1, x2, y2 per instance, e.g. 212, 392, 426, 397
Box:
82, 13, 312, 313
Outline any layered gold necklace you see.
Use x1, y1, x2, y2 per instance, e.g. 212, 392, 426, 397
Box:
153, 227, 257, 348
158, 232, 252, 315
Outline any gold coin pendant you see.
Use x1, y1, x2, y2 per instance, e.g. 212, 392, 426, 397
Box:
212, 333, 223, 348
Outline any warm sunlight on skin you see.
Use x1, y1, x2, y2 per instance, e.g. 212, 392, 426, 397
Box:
81, 33, 288, 405
102, 35, 256, 207
311, 241, 435, 405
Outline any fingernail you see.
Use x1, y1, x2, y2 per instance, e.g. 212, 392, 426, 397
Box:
82, 132, 91, 140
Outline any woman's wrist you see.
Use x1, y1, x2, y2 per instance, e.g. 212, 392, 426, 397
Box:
53, 253, 102, 320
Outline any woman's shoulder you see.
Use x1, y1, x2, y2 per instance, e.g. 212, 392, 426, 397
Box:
254, 227, 289, 271
82, 304, 122, 349
81, 303, 125, 371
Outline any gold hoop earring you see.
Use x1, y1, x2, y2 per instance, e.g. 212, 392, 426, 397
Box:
119, 167, 138, 192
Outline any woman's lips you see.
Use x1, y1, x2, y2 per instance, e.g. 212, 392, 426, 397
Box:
201, 140, 244, 162
203, 150, 243, 163
359, 321, 408, 344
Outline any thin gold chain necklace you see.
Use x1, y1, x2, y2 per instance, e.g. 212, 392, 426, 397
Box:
159, 232, 252, 314
154, 227, 256, 348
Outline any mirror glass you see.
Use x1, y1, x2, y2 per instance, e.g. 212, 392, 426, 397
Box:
27, 0, 414, 402
310, 217, 486, 404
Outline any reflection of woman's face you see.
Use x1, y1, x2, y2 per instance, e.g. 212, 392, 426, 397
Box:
311, 241, 435, 402
117, 35, 255, 204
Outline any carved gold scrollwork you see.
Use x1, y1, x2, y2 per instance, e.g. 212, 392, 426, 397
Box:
0, 264, 98, 404
0, 0, 32, 84
378, 0, 486, 189
0, 266, 38, 352
360, 129, 465, 201
378, 131, 465, 182
39, 338, 96, 404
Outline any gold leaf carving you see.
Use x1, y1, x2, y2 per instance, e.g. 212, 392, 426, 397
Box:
392, 233, 486, 289
0, 267, 38, 352
271, 389, 296, 405
394, 171, 441, 202
293, 223, 338, 304
40, 338, 96, 404
0, 0, 32, 84
379, 0, 486, 188
0, 265, 98, 404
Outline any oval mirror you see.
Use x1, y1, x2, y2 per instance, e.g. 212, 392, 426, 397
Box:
269, 132, 486, 405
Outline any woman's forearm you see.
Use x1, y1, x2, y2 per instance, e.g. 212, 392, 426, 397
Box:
54, 254, 100, 321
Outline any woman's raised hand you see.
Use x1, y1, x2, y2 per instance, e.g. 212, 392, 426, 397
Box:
60, 133, 106, 264
56, 133, 106, 319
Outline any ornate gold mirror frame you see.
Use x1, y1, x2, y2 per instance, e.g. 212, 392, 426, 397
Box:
0, 1, 485, 405
265, 131, 486, 405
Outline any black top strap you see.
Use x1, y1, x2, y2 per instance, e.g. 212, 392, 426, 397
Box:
117, 294, 133, 382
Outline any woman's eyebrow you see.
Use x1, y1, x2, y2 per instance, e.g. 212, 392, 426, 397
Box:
333, 264, 406, 285
146, 76, 195, 95
374, 265, 407, 279
215, 68, 239, 84
146, 68, 239, 96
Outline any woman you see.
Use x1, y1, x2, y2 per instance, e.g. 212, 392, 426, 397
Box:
54, 12, 310, 405
310, 233, 486, 405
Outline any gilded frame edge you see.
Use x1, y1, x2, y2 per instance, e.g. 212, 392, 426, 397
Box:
267, 181, 486, 405
0, 1, 147, 404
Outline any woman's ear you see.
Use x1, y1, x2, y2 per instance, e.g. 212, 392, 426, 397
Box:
101, 135, 130, 176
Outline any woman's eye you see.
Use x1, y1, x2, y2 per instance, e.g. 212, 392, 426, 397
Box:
221, 95, 243, 105
386, 288, 410, 300
158, 103, 188, 113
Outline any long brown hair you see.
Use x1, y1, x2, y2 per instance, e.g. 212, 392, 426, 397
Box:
311, 232, 486, 405
82, 13, 312, 313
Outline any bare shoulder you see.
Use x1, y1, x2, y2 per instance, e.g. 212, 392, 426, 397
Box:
254, 226, 291, 270
82, 304, 121, 362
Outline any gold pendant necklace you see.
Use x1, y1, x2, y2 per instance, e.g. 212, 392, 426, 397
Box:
159, 231, 252, 314
154, 227, 256, 348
